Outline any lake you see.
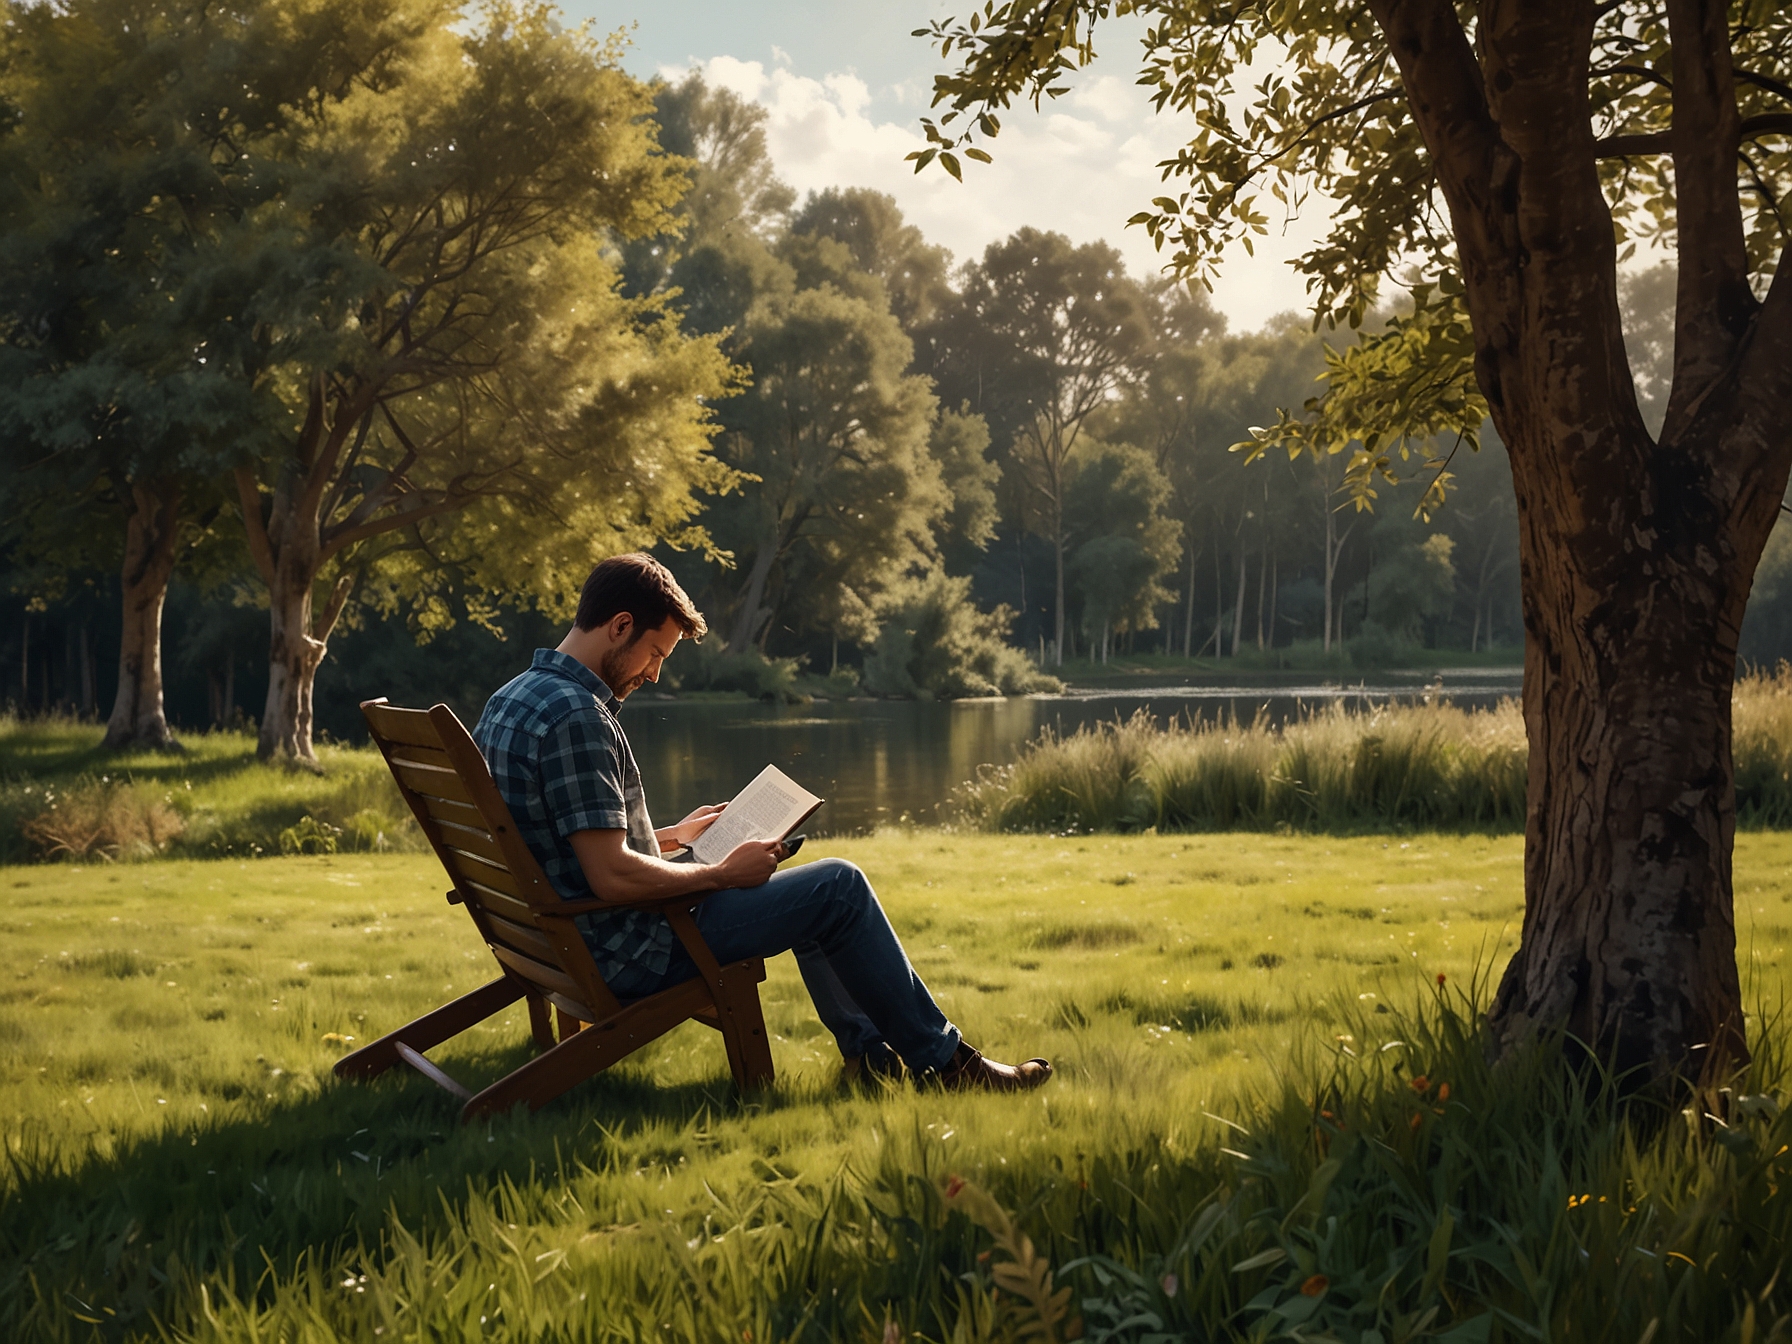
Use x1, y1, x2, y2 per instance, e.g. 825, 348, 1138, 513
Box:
620, 668, 1524, 836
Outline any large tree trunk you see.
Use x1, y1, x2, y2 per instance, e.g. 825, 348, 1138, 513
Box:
727, 540, 782, 653
1364, 0, 1792, 1080
102, 481, 182, 751
238, 450, 356, 770
261, 555, 328, 767
1486, 422, 1777, 1079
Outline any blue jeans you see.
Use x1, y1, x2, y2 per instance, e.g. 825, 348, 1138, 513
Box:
605, 857, 961, 1072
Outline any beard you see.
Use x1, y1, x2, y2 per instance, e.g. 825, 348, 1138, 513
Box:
600, 644, 649, 700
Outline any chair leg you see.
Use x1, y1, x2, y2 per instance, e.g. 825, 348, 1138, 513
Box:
335, 978, 525, 1080
555, 1005, 584, 1042
459, 978, 712, 1122
526, 994, 556, 1052
712, 961, 775, 1090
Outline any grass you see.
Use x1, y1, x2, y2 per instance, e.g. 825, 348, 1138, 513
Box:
0, 717, 418, 864
6, 831, 1792, 1340
956, 665, 1792, 835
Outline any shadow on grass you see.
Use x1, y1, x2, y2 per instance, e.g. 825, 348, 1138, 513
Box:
13, 987, 1792, 1342
0, 1036, 814, 1338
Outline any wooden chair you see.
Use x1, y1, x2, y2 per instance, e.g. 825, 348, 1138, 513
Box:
333, 698, 774, 1122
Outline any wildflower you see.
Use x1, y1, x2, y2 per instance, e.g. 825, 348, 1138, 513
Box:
945, 1175, 966, 1199
883, 1321, 901, 1344
1161, 1272, 1178, 1298
1437, 1082, 1450, 1102
1409, 1113, 1423, 1131
1300, 1274, 1329, 1297
1410, 1075, 1430, 1093
1436, 973, 1447, 986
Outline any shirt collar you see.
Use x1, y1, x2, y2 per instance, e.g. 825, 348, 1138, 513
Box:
531, 647, 619, 711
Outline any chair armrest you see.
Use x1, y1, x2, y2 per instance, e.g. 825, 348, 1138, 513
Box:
542, 889, 712, 916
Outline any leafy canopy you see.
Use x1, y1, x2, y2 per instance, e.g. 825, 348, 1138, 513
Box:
909, 0, 1792, 504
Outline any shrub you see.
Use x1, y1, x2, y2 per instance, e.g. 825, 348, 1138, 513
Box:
863, 570, 1061, 699
669, 640, 802, 700
16, 778, 185, 860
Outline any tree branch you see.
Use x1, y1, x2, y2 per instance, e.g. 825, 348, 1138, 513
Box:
234, 466, 276, 585
1661, 0, 1756, 444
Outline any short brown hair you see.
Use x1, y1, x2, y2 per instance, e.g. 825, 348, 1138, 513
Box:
574, 553, 706, 640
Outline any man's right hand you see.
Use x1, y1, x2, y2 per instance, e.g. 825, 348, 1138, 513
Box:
712, 838, 782, 889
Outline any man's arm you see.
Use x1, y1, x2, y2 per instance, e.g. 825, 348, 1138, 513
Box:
569, 828, 782, 905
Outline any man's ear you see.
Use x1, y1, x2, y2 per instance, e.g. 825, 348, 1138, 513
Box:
607, 611, 635, 644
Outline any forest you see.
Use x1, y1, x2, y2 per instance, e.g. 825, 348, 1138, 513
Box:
4, 49, 1785, 757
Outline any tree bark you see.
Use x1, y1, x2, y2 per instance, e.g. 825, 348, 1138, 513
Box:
728, 538, 783, 653
102, 481, 182, 751
1367, 0, 1792, 1078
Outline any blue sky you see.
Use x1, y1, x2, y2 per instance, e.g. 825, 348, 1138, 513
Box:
560, 1, 1323, 329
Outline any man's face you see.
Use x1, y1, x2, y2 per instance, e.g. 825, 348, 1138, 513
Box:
600, 617, 683, 700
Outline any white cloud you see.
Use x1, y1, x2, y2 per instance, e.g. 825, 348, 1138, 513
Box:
677, 55, 1330, 331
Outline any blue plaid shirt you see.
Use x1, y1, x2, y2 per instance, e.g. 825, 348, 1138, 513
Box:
472, 649, 676, 990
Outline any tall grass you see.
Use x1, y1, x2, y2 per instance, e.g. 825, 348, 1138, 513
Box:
956, 665, 1792, 835
0, 714, 419, 862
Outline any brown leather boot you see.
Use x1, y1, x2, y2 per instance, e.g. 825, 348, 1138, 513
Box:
931, 1042, 1052, 1092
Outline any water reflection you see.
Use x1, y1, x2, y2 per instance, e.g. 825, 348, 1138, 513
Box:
620, 669, 1523, 836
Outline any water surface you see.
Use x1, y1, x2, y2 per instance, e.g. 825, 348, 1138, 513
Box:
621, 669, 1523, 836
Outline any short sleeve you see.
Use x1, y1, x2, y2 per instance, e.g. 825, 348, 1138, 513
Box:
538, 707, 628, 838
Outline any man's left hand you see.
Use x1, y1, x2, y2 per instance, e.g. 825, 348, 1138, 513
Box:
662, 803, 726, 849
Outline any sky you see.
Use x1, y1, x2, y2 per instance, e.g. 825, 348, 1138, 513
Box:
561, 0, 1328, 331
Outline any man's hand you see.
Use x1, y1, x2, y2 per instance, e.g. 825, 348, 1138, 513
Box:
659, 802, 726, 850
712, 838, 782, 890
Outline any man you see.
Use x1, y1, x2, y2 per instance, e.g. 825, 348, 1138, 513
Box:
473, 552, 1051, 1091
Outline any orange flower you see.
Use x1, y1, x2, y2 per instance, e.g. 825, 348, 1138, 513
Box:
1410, 1075, 1431, 1093
1437, 1082, 1451, 1102
1410, 1113, 1423, 1131
1436, 973, 1447, 986
1300, 1274, 1329, 1297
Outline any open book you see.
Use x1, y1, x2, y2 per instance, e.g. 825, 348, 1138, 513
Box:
687, 764, 825, 866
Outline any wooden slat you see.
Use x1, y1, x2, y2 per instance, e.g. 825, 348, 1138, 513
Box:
386, 741, 456, 773
484, 910, 558, 964
488, 942, 585, 1001
418, 791, 486, 831
391, 758, 477, 805
455, 876, 537, 924
434, 820, 510, 870
363, 701, 449, 749
442, 854, 527, 902
394, 1042, 473, 1101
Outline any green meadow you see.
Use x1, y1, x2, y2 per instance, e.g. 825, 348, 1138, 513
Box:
7, 832, 1792, 1341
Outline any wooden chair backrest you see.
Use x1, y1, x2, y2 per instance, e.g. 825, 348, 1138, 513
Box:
361, 699, 621, 1021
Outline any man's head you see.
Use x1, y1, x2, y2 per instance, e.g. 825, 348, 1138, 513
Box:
559, 553, 706, 700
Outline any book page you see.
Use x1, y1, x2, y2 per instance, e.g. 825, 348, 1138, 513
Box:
688, 764, 823, 866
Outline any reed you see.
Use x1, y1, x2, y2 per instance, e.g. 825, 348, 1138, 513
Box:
957, 664, 1792, 835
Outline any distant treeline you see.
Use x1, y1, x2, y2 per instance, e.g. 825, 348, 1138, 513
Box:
5, 10, 1792, 756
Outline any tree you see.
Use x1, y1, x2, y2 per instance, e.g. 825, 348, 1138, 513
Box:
702, 278, 945, 653
791, 187, 956, 332
953, 229, 1155, 665
638, 80, 954, 663
1063, 441, 1181, 662
0, 0, 265, 749
918, 0, 1792, 1077
181, 0, 731, 767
